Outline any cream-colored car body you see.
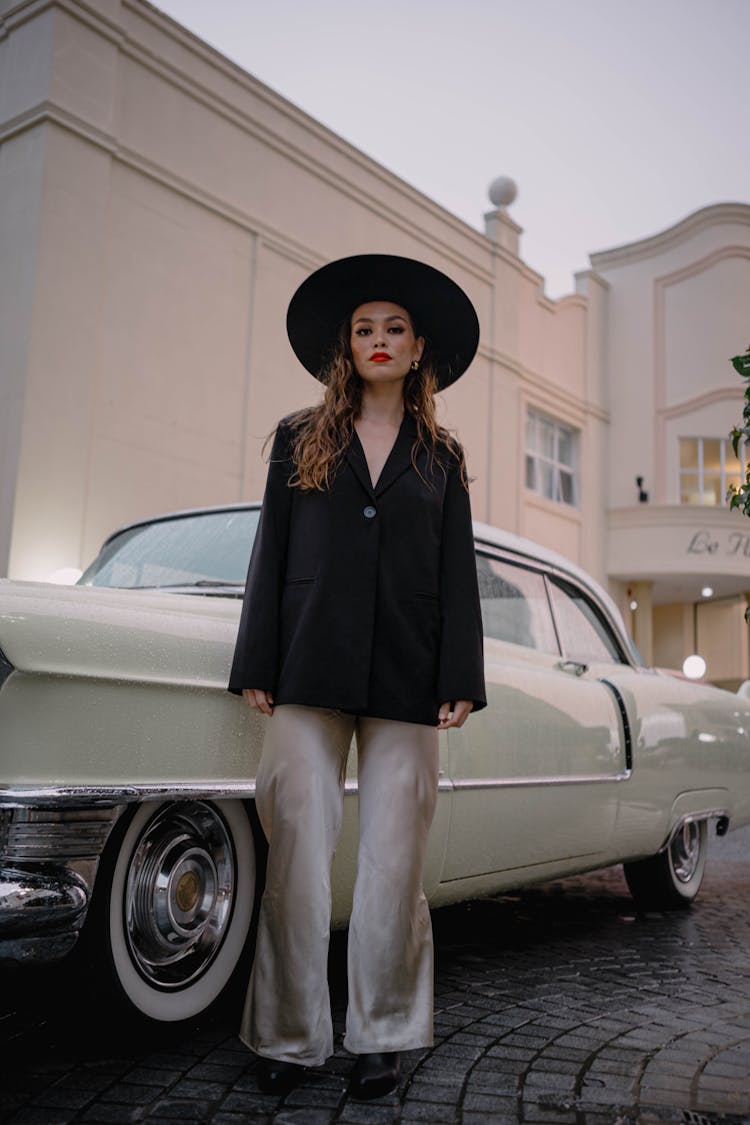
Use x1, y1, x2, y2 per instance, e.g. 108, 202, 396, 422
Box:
1, 513, 749, 995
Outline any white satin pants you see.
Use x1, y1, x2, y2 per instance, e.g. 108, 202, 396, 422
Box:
240, 703, 439, 1066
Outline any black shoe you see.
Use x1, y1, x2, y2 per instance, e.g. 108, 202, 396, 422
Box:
348, 1052, 401, 1100
256, 1057, 306, 1095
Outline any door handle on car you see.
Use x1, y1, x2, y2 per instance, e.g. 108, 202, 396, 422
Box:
557, 659, 589, 677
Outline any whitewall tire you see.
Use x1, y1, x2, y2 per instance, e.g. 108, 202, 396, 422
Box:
102, 799, 256, 1022
623, 819, 708, 910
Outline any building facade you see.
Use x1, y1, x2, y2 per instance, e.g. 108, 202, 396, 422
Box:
592, 206, 750, 685
1, 0, 748, 685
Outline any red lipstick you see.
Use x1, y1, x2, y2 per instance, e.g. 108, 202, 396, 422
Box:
370, 352, 390, 362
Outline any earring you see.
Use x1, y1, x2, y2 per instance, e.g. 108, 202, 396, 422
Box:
411, 360, 420, 371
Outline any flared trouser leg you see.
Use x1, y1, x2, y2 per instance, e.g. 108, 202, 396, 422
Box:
240, 704, 439, 1065
240, 704, 355, 1066
344, 716, 439, 1054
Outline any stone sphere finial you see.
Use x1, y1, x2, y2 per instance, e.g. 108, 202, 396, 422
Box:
488, 176, 518, 209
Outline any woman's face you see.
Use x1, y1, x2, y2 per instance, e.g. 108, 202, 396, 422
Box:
349, 301, 425, 386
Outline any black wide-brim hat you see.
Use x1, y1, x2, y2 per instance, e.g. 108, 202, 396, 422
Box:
286, 254, 480, 390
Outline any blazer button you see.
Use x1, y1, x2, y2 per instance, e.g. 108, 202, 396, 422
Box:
363, 505, 377, 519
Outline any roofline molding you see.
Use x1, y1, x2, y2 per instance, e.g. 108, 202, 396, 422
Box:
590, 202, 750, 269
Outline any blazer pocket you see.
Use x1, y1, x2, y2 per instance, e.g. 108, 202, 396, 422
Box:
285, 576, 316, 587
414, 590, 439, 601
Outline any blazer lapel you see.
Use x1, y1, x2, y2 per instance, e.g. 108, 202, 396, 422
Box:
374, 412, 419, 498
345, 432, 376, 499
344, 412, 419, 499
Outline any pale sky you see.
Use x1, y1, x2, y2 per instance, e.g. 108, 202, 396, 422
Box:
153, 0, 749, 297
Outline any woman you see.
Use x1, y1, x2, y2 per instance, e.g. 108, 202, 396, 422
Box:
228, 254, 486, 1100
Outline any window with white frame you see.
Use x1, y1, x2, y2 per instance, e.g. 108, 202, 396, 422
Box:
525, 409, 579, 507
679, 437, 748, 506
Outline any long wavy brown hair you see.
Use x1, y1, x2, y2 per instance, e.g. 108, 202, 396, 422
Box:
268, 313, 469, 492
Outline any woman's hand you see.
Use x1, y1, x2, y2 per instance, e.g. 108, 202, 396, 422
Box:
437, 700, 473, 729
242, 688, 275, 716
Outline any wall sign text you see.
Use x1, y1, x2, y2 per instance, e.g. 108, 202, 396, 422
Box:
687, 530, 750, 558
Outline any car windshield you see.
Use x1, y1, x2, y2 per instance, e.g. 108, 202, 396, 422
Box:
77, 508, 260, 592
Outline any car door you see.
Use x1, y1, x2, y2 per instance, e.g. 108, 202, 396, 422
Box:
442, 550, 630, 882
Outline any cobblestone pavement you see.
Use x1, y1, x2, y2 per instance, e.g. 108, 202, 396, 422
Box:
2, 825, 750, 1125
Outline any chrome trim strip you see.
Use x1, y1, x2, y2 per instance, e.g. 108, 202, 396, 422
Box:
450, 771, 631, 790
0, 768, 636, 809
349, 778, 454, 794
0, 783, 258, 808
2, 808, 118, 861
0, 778, 455, 807
599, 677, 633, 772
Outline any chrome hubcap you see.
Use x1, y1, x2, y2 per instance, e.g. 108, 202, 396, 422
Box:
124, 802, 234, 988
670, 821, 701, 883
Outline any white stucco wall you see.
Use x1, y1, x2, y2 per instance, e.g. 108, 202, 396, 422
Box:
591, 205, 750, 512
0, 0, 603, 583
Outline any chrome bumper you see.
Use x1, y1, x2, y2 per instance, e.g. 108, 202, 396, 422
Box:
0, 802, 124, 963
0, 787, 260, 964
0, 866, 89, 961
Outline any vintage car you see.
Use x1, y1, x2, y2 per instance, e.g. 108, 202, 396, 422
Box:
1, 503, 749, 1025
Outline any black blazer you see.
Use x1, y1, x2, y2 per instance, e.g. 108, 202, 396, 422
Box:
228, 411, 486, 726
